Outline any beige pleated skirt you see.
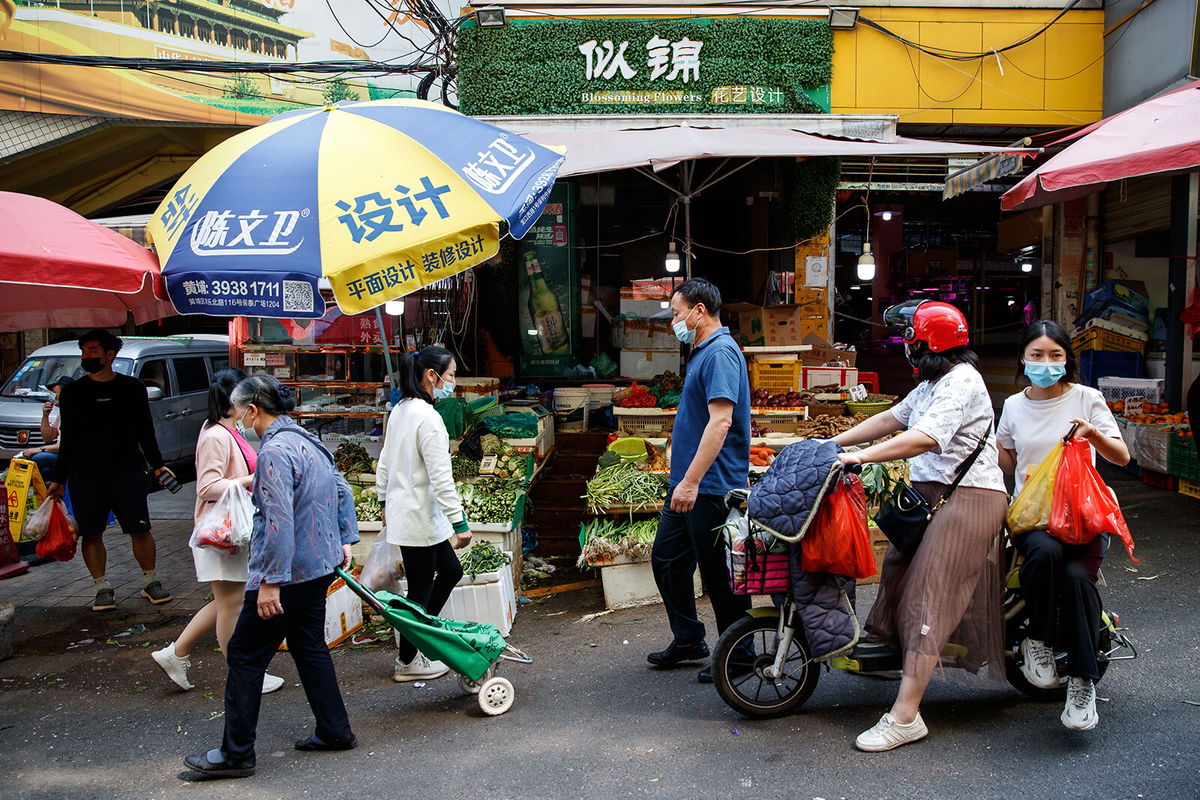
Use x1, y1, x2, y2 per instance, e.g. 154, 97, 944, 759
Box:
865, 482, 1008, 683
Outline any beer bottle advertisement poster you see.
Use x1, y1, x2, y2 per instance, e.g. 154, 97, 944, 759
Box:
518, 184, 579, 376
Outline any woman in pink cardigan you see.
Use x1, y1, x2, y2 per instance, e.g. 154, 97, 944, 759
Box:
150, 369, 283, 694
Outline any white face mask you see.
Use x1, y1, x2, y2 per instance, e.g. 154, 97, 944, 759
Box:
235, 407, 255, 438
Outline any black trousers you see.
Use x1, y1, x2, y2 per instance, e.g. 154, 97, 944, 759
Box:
221, 573, 353, 761
651, 490, 751, 645
1013, 530, 1107, 680
397, 540, 463, 663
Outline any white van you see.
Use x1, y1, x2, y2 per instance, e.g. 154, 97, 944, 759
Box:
0, 335, 230, 464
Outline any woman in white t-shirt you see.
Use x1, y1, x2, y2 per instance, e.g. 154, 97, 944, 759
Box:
996, 320, 1129, 733
833, 301, 1008, 753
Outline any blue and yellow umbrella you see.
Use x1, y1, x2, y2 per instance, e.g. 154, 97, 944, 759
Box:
147, 100, 564, 318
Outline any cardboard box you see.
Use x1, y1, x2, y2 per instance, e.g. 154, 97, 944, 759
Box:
803, 366, 859, 389
620, 349, 681, 380
728, 303, 828, 348
281, 577, 364, 650
800, 334, 857, 367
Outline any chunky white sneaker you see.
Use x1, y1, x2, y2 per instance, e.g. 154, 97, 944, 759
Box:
855, 712, 929, 752
151, 645, 193, 691
1061, 677, 1099, 731
392, 653, 450, 683
262, 674, 285, 695
1020, 638, 1060, 690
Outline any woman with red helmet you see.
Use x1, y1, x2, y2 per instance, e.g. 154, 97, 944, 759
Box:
831, 300, 1008, 752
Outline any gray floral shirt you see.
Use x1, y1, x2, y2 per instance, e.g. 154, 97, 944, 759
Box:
888, 364, 1005, 491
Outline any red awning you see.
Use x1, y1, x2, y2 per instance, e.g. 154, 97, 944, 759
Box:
1002, 80, 1200, 211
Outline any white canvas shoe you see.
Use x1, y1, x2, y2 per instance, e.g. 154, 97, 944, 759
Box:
262, 674, 285, 694
392, 653, 450, 683
1020, 638, 1060, 690
1061, 677, 1099, 731
151, 645, 193, 691
855, 712, 929, 752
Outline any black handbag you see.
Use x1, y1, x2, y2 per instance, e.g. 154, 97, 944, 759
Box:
875, 433, 990, 558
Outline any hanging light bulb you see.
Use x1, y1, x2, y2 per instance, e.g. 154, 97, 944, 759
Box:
664, 241, 681, 273
857, 246, 876, 282
1021, 261, 1033, 273
880, 210, 893, 222
384, 299, 405, 316
660, 301, 670, 309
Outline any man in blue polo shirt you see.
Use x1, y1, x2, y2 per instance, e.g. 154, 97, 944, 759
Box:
648, 277, 752, 683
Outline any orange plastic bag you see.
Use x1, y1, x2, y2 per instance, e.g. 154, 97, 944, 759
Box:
1048, 437, 1138, 561
35, 499, 78, 563
802, 473, 876, 579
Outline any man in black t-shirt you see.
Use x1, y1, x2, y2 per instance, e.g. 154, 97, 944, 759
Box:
48, 329, 177, 612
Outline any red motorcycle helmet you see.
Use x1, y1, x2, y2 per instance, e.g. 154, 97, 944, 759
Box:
883, 300, 970, 353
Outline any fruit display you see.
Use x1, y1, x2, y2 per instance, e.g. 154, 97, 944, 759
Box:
750, 446, 776, 467
617, 382, 658, 408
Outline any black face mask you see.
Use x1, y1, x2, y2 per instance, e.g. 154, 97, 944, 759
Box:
80, 357, 104, 374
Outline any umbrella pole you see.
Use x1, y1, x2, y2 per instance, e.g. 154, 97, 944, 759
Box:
375, 307, 397, 392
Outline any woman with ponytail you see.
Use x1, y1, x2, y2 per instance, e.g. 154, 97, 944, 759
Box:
152, 369, 286, 696
375, 345, 471, 682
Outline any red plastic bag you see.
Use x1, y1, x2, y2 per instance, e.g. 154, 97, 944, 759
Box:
35, 500, 78, 563
802, 473, 876, 579
1048, 437, 1138, 561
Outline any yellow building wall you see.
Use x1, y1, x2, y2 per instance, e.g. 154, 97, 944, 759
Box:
832, 7, 1104, 127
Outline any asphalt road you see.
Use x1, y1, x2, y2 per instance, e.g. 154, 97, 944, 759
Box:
1, 465, 1196, 800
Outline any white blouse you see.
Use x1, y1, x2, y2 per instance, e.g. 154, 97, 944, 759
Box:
888, 363, 1005, 492
375, 398, 466, 547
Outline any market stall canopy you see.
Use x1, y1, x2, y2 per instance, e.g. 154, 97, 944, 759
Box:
514, 124, 1028, 178
0, 191, 174, 331
1002, 80, 1200, 211
147, 99, 565, 319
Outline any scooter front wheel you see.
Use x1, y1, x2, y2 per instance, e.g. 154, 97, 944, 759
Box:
713, 613, 820, 719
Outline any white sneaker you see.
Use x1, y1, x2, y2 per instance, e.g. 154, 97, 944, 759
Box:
855, 712, 929, 752
151, 645, 193, 691
1020, 638, 1060, 690
392, 653, 450, 683
1061, 677, 1099, 731
262, 674, 285, 695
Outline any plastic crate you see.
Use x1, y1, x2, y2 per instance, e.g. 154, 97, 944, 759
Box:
749, 360, 802, 395
1142, 469, 1177, 490
1098, 377, 1164, 405
1079, 351, 1142, 388
1180, 478, 1200, 499
1072, 328, 1146, 354
1168, 434, 1200, 481
612, 407, 676, 436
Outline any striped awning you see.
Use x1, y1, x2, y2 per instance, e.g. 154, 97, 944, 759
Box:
943, 151, 1025, 200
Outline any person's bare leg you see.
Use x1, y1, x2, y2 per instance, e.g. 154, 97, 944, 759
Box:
211, 581, 247, 655
172, 600, 218, 658
890, 651, 939, 724
129, 530, 157, 571
81, 535, 107, 580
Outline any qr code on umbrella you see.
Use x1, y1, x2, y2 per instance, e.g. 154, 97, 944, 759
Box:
282, 280, 313, 313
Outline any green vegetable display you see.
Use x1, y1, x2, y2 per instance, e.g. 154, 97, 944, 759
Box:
584, 463, 669, 514
354, 487, 383, 522
577, 518, 659, 566
452, 455, 480, 481
459, 540, 513, 577
335, 442, 373, 475
481, 434, 505, 456
459, 482, 520, 524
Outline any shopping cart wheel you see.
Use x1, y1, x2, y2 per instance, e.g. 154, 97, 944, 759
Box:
458, 668, 494, 696
478, 676, 515, 716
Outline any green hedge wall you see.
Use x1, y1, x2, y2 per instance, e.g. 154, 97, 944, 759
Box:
458, 18, 832, 116
786, 157, 841, 242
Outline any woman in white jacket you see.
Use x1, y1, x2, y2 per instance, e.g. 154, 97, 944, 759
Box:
376, 345, 472, 682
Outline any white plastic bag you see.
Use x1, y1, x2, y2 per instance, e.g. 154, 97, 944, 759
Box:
21, 499, 53, 541
190, 483, 255, 552
360, 538, 404, 592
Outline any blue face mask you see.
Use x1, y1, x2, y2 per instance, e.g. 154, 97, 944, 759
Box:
433, 377, 455, 400
673, 307, 698, 345
1024, 361, 1067, 388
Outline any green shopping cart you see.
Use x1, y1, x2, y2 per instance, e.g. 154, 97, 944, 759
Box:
335, 566, 531, 716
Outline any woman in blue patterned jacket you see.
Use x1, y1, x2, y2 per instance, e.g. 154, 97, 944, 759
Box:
185, 375, 359, 780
